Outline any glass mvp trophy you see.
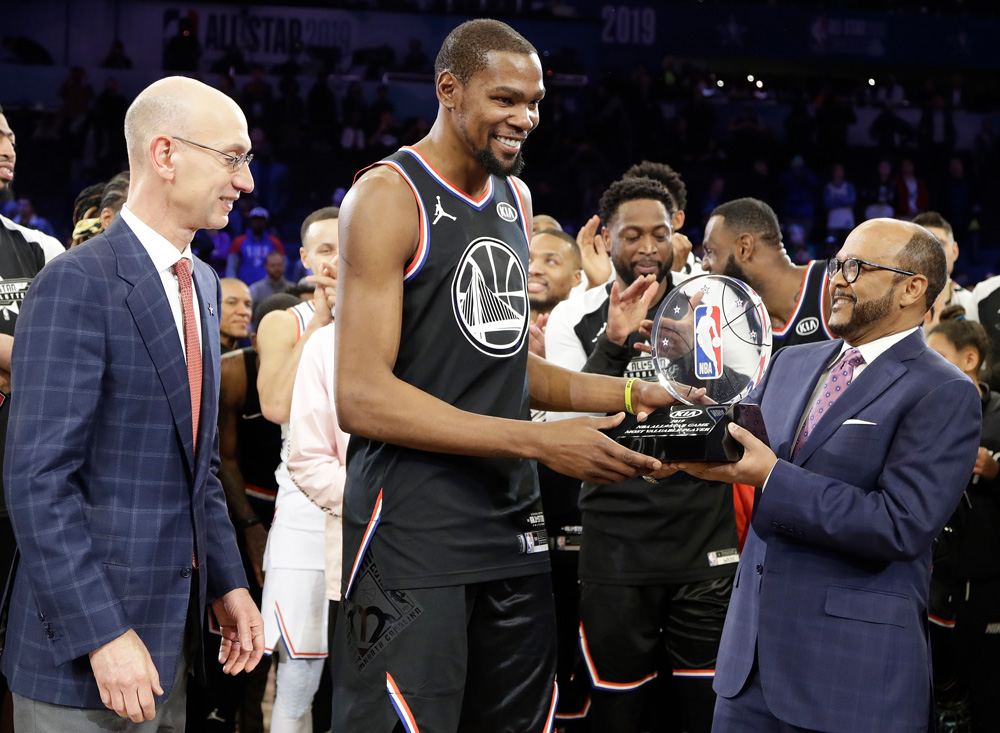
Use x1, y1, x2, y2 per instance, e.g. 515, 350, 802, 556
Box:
616, 275, 773, 462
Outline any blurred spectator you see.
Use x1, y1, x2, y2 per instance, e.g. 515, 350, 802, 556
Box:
69, 182, 105, 248
163, 15, 201, 71
99, 40, 132, 69
249, 251, 293, 307
247, 129, 290, 224
875, 74, 906, 106
919, 94, 957, 166
870, 103, 914, 151
93, 78, 128, 177
98, 170, 129, 229
780, 155, 819, 242
926, 311, 1000, 733
402, 38, 431, 72
895, 158, 930, 218
861, 159, 897, 219
210, 45, 249, 76
273, 76, 305, 154
219, 278, 253, 354
14, 197, 55, 238
823, 163, 857, 247
939, 157, 973, 243
228, 207, 285, 285
814, 89, 856, 166
242, 65, 274, 132
1, 35, 53, 65
306, 72, 339, 149
58, 66, 93, 159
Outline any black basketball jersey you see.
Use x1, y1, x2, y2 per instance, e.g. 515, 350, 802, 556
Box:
771, 259, 834, 349
233, 347, 281, 526
342, 147, 548, 595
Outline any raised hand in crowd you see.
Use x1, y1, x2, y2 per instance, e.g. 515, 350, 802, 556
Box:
576, 214, 611, 289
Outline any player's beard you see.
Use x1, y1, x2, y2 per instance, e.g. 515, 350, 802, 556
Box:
0, 182, 13, 206
475, 145, 525, 178
723, 254, 751, 286
829, 285, 896, 342
613, 253, 669, 289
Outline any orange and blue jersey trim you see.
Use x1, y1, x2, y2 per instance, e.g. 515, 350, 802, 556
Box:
386, 672, 421, 733
673, 668, 715, 678
540, 680, 559, 732
579, 622, 657, 691
772, 260, 834, 340
266, 602, 328, 659
929, 613, 956, 629
376, 160, 430, 282
505, 178, 531, 246
555, 696, 591, 721
344, 488, 383, 599
400, 146, 495, 210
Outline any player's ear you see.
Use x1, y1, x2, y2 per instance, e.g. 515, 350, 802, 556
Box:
671, 210, 685, 231
437, 70, 460, 110
737, 233, 755, 262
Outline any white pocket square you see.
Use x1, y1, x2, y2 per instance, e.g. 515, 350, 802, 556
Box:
843, 419, 876, 426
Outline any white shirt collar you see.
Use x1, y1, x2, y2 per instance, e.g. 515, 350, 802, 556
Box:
120, 204, 193, 272
836, 326, 920, 367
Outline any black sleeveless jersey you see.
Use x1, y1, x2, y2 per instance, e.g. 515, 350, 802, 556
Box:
233, 347, 281, 526
342, 147, 547, 594
771, 260, 835, 349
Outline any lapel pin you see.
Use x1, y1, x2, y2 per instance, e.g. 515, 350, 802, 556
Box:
209, 304, 215, 316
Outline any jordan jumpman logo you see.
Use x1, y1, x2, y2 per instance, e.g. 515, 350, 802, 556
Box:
432, 196, 457, 225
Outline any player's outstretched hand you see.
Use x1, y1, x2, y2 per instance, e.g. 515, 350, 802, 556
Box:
535, 413, 662, 483
667, 422, 777, 487
629, 379, 705, 420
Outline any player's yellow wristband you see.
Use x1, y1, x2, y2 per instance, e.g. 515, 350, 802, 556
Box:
624, 378, 638, 415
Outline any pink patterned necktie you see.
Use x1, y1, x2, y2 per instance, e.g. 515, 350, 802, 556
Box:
173, 258, 202, 449
793, 347, 864, 457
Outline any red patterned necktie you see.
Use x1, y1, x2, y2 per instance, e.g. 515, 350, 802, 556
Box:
173, 258, 202, 448
793, 347, 864, 457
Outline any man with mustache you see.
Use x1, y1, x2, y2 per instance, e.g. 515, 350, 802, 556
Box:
671, 218, 980, 732
702, 198, 834, 348
333, 19, 686, 733
544, 176, 739, 732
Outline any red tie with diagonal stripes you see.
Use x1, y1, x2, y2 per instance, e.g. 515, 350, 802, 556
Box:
174, 258, 202, 448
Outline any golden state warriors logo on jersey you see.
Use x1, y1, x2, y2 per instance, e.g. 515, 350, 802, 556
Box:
451, 237, 528, 357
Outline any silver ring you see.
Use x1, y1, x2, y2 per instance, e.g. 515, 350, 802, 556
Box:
641, 475, 658, 484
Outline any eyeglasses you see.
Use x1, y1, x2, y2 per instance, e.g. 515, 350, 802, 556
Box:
826, 257, 915, 284
172, 136, 253, 172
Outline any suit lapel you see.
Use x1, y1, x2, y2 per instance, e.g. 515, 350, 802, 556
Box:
191, 261, 218, 483
793, 331, 922, 465
773, 340, 843, 460
112, 219, 197, 473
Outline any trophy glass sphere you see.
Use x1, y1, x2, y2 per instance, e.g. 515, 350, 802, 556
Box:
651, 275, 772, 406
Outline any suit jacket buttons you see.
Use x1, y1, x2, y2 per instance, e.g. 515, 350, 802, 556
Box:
756, 564, 764, 575
180, 567, 192, 578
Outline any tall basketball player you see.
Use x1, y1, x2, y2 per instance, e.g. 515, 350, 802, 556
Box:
331, 18, 692, 733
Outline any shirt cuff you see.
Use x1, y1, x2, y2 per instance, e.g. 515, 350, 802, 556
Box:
761, 460, 780, 491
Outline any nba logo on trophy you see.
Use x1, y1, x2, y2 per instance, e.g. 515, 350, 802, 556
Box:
694, 304, 723, 380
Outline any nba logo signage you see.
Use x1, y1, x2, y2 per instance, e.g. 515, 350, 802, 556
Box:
694, 305, 723, 380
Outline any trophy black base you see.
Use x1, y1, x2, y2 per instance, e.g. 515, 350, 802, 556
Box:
615, 403, 768, 463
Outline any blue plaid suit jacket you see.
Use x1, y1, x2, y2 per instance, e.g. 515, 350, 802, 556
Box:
1, 217, 247, 707
714, 330, 981, 732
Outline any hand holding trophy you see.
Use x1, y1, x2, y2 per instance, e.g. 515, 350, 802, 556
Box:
617, 275, 773, 462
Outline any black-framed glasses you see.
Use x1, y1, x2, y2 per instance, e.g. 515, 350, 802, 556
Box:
172, 136, 253, 172
826, 257, 915, 284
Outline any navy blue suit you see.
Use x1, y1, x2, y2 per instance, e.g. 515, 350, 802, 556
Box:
1, 217, 246, 707
715, 330, 981, 732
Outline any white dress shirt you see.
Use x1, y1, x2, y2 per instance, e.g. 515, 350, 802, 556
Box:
120, 205, 203, 360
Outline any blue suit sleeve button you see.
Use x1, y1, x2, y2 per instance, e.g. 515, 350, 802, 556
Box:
755, 564, 764, 574
180, 567, 192, 578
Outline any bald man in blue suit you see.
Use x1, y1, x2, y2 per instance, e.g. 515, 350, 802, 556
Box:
671, 218, 981, 732
2, 77, 265, 731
